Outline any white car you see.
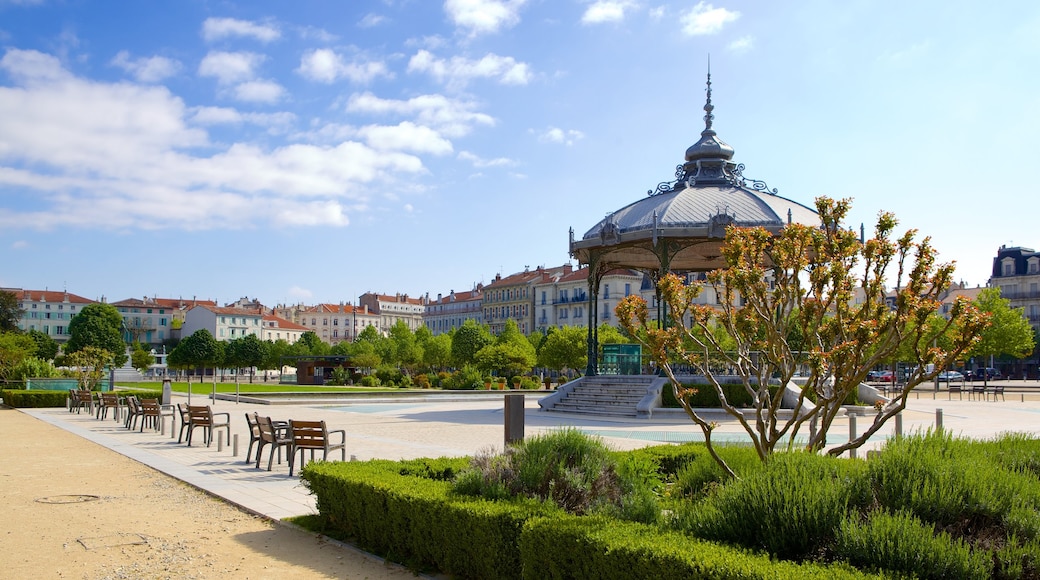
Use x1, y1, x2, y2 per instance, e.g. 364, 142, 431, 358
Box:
937, 370, 964, 381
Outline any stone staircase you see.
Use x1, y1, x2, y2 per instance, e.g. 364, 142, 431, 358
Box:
543, 375, 657, 418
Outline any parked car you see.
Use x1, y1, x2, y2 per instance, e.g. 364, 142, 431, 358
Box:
937, 370, 964, 381
973, 368, 1003, 380
867, 370, 885, 381
874, 370, 897, 383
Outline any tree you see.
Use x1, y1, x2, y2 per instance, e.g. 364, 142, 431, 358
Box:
26, 329, 59, 360
451, 320, 493, 367
475, 320, 536, 377
65, 345, 114, 391
0, 331, 36, 381
617, 197, 986, 476
130, 343, 156, 373
168, 329, 221, 383
66, 303, 128, 367
422, 333, 452, 371
970, 287, 1036, 381
226, 334, 269, 382
537, 325, 588, 373
388, 320, 423, 372
348, 340, 382, 374
293, 331, 330, 356
0, 290, 24, 332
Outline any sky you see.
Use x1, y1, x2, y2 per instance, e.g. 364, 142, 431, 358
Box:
1, 0, 1038, 309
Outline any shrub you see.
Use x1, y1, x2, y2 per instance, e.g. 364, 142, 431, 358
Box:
414, 373, 431, 389
835, 510, 990, 579
326, 367, 350, 386
519, 377, 540, 390
673, 452, 870, 560
374, 365, 401, 387
359, 375, 380, 387
2, 389, 68, 407
452, 428, 659, 522
670, 444, 764, 500
443, 366, 483, 390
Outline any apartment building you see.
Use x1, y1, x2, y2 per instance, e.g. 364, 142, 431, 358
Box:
260, 313, 307, 344
293, 302, 379, 344
2, 287, 93, 342
424, 286, 484, 335
989, 246, 1040, 329
359, 292, 426, 333
483, 265, 573, 335
180, 305, 264, 341
110, 296, 216, 346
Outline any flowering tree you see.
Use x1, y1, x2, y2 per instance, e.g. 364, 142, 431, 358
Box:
617, 197, 987, 477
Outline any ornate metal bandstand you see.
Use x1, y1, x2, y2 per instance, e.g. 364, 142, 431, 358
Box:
569, 73, 820, 375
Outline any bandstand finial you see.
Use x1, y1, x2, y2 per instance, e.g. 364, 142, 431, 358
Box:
704, 55, 714, 131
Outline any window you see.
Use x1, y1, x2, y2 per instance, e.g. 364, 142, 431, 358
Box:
624, 283, 631, 296
160, 318, 167, 326
541, 291, 546, 305
58, 305, 63, 310
333, 329, 339, 338
603, 284, 610, 299
147, 309, 152, 314
333, 318, 339, 326
31, 304, 36, 309
1005, 264, 1014, 276
311, 318, 316, 325
221, 317, 226, 323
45, 304, 51, 310
323, 318, 328, 326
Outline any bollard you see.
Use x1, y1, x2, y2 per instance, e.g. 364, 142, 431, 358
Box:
936, 408, 943, 430
233, 434, 238, 457
350, 455, 358, 462
160, 416, 166, 437
895, 413, 903, 438
849, 414, 857, 459
504, 394, 525, 446
217, 431, 224, 452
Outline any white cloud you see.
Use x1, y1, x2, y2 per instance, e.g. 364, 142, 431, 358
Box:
403, 203, 414, 213
727, 35, 754, 53
190, 106, 296, 130
357, 122, 453, 155
0, 49, 428, 231
198, 51, 264, 84
648, 6, 666, 20
444, 0, 527, 37
11, 240, 28, 250
358, 13, 386, 28
297, 49, 391, 84
407, 49, 531, 89
680, 2, 740, 36
110, 51, 181, 83
273, 200, 349, 226
346, 91, 495, 138
202, 17, 280, 43
582, 1, 637, 25
458, 150, 516, 168
537, 126, 584, 146
233, 79, 286, 103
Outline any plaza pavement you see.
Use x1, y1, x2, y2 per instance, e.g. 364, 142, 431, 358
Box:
19, 381, 1040, 522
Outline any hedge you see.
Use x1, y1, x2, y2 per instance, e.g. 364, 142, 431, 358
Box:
1, 389, 68, 408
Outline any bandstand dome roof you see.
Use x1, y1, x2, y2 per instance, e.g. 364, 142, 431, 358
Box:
570, 73, 819, 273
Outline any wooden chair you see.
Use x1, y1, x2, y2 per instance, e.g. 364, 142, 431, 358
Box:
123, 395, 142, 430
288, 420, 346, 476
990, 383, 1005, 402
138, 399, 173, 432
244, 412, 262, 464
255, 415, 292, 471
176, 404, 192, 443
970, 383, 987, 401
185, 405, 231, 447
96, 392, 123, 421
947, 382, 962, 401
71, 390, 94, 415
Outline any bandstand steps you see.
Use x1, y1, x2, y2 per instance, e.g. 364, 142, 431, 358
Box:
547, 376, 656, 418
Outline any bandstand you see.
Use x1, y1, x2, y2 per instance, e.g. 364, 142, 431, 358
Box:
569, 73, 820, 376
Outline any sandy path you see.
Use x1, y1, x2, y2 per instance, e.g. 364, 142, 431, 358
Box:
0, 407, 420, 580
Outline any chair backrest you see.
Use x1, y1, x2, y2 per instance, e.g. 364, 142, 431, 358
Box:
256, 415, 282, 443
126, 395, 140, 413
290, 420, 328, 450
187, 405, 212, 425
102, 393, 119, 406
245, 412, 260, 436
141, 398, 160, 415
76, 390, 93, 403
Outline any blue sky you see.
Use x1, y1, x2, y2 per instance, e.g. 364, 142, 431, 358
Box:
1, 0, 1037, 308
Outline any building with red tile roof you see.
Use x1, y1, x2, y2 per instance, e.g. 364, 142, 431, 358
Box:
2, 287, 94, 342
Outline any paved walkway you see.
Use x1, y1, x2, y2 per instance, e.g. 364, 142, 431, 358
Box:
22, 385, 1040, 522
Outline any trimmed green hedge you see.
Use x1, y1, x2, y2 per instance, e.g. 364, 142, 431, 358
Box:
302, 458, 558, 579
521, 516, 882, 580
1, 389, 68, 407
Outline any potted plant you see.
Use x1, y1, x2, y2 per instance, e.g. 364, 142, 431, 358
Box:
496, 377, 507, 390
484, 376, 493, 390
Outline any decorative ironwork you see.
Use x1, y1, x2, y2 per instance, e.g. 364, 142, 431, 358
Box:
647, 164, 689, 196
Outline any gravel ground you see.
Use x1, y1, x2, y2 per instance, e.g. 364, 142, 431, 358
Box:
0, 406, 421, 580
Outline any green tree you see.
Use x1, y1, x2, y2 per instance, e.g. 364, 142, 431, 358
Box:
292, 331, 330, 356
388, 320, 423, 371
130, 343, 155, 373
475, 320, 536, 377
451, 319, 493, 367
537, 325, 588, 373
66, 303, 128, 367
422, 333, 453, 371
348, 340, 382, 374
617, 197, 986, 475
262, 338, 292, 379
226, 334, 269, 382
65, 345, 114, 391
0, 331, 36, 381
0, 290, 23, 333
970, 287, 1036, 381
26, 328, 59, 360
168, 329, 221, 383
